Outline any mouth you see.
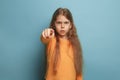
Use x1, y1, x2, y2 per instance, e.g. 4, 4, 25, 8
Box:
60, 30, 65, 33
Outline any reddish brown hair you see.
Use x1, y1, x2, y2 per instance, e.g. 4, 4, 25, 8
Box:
49, 8, 83, 75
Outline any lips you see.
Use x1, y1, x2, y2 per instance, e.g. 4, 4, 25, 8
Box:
60, 30, 65, 33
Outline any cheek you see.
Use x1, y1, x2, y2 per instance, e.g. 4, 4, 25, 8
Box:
55, 24, 59, 29
67, 25, 71, 30
66, 26, 71, 32
55, 24, 61, 28
55, 26, 60, 31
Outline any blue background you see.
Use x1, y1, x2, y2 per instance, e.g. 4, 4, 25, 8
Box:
0, 0, 120, 80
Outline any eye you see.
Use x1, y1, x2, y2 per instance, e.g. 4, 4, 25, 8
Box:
56, 21, 61, 24
64, 21, 69, 24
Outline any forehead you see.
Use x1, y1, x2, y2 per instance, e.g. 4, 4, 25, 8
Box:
56, 15, 70, 22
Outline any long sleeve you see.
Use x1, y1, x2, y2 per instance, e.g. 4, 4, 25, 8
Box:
40, 35, 51, 44
40, 34, 55, 44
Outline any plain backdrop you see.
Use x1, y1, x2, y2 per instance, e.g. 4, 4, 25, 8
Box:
0, 0, 120, 80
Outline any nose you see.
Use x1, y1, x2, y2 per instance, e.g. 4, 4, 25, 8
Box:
61, 23, 65, 28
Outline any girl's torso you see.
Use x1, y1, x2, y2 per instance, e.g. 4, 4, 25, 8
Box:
45, 37, 76, 80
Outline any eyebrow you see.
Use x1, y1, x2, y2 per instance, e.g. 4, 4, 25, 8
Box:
56, 21, 70, 23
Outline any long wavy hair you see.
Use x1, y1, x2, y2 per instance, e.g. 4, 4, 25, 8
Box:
49, 8, 83, 75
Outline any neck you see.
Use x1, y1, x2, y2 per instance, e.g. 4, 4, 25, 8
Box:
58, 35, 68, 40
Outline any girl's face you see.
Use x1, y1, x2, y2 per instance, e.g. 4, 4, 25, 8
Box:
55, 15, 71, 39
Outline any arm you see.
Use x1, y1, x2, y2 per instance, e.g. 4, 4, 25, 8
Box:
40, 28, 54, 44
76, 74, 83, 80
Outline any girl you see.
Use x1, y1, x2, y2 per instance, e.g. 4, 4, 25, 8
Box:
41, 8, 83, 80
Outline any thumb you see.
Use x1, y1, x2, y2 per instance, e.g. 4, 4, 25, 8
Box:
50, 29, 54, 37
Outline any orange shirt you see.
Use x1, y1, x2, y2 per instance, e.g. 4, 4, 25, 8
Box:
41, 36, 82, 80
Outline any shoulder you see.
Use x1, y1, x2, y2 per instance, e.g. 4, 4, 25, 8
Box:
46, 37, 56, 55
